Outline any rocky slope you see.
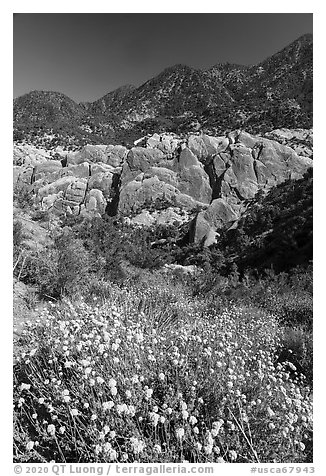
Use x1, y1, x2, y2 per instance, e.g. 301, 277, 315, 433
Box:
13, 34, 313, 147
14, 129, 313, 246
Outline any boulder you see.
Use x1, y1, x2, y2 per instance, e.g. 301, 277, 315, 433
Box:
178, 148, 201, 169
118, 176, 178, 214
88, 172, 113, 198
264, 129, 313, 159
84, 189, 107, 215
119, 175, 207, 215
144, 167, 179, 188
67, 145, 108, 165
256, 138, 312, 184
177, 165, 212, 204
33, 160, 62, 182
203, 198, 239, 229
106, 145, 128, 167
131, 210, 156, 226
65, 162, 90, 179
192, 198, 239, 245
37, 176, 77, 200
121, 147, 165, 185
63, 179, 88, 206
147, 133, 161, 149
13, 144, 51, 166
91, 163, 116, 175
227, 144, 259, 200
188, 134, 229, 160
41, 191, 64, 211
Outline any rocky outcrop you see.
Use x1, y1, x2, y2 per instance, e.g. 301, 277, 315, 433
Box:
13, 144, 51, 166
13, 129, 313, 242
118, 174, 207, 215
264, 128, 313, 159
67, 145, 108, 165
129, 207, 190, 227
187, 130, 312, 244
105, 145, 129, 167
146, 133, 181, 157
121, 147, 166, 185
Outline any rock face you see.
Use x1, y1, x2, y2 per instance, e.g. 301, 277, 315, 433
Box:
263, 128, 313, 159
13, 144, 51, 166
14, 129, 313, 243
188, 131, 312, 244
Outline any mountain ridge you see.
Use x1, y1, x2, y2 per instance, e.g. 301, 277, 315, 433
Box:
13, 34, 313, 147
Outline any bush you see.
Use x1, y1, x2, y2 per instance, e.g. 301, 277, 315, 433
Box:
19, 229, 91, 299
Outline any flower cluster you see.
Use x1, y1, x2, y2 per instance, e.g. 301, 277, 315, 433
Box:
14, 289, 312, 463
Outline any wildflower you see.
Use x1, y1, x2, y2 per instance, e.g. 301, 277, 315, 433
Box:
108, 378, 117, 388
229, 450, 237, 461
63, 395, 71, 403
149, 412, 160, 426
160, 416, 166, 424
125, 390, 132, 399
204, 445, 213, 455
32, 413, 37, 419
20, 383, 31, 391
70, 409, 79, 417
189, 416, 197, 425
130, 437, 146, 454
38, 398, 45, 404
196, 442, 202, 451
299, 442, 306, 451
176, 428, 185, 440
47, 424, 56, 436
267, 407, 275, 417
91, 414, 97, 421
154, 444, 162, 454
109, 430, 116, 439
83, 402, 89, 409
268, 423, 276, 430
96, 376, 105, 385
59, 426, 66, 434
26, 441, 34, 451
182, 410, 189, 420
145, 388, 153, 399
110, 386, 118, 396
95, 444, 102, 455
131, 375, 139, 384
102, 401, 114, 411
158, 372, 165, 381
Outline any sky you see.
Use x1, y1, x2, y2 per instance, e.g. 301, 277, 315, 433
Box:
13, 13, 313, 103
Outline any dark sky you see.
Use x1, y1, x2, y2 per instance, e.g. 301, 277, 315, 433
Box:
13, 13, 313, 103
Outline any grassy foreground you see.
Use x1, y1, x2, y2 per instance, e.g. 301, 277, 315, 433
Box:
13, 278, 312, 464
